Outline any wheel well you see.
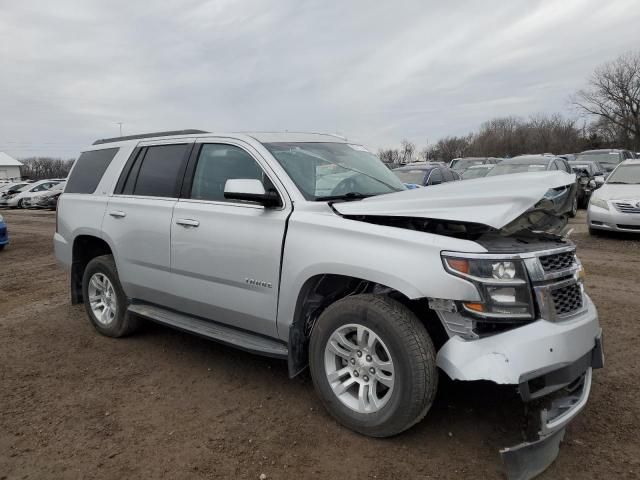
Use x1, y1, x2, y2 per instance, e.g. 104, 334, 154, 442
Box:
287, 274, 447, 378
71, 235, 113, 304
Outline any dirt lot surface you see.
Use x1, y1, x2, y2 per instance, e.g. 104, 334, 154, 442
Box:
1, 209, 639, 479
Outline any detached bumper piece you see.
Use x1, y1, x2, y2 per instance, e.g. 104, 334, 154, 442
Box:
501, 333, 603, 480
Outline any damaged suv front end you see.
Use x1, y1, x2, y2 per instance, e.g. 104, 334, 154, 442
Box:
437, 245, 603, 479
332, 170, 603, 480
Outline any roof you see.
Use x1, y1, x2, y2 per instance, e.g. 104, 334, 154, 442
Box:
0, 152, 23, 167
620, 159, 640, 165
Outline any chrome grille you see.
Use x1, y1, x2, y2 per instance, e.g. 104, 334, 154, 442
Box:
539, 251, 575, 273
550, 283, 583, 316
613, 201, 640, 214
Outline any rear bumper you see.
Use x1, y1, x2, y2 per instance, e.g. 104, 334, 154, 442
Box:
53, 232, 72, 270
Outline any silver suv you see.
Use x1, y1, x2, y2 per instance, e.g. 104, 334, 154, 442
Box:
55, 130, 603, 478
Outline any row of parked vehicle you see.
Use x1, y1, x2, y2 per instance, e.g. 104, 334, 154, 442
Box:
0, 178, 66, 209
390, 149, 638, 223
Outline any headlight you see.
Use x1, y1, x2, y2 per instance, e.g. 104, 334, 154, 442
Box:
590, 197, 609, 210
442, 254, 534, 319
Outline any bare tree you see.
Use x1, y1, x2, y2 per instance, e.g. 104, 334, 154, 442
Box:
429, 135, 471, 162
573, 51, 640, 150
399, 139, 416, 164
19, 157, 75, 180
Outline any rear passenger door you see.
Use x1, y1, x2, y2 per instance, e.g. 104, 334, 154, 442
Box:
102, 141, 193, 305
170, 140, 291, 338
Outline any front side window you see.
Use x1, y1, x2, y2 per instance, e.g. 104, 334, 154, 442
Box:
264, 142, 405, 200
131, 144, 190, 197
190, 144, 272, 202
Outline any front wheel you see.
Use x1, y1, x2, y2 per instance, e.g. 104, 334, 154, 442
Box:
309, 294, 438, 438
569, 196, 578, 217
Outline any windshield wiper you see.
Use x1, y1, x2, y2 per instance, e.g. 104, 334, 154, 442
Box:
607, 181, 631, 184
316, 192, 373, 202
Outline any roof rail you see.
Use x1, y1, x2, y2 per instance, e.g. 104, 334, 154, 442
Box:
92, 129, 209, 145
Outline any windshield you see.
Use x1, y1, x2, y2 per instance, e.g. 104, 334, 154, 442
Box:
607, 165, 640, 184
264, 142, 406, 200
486, 163, 547, 176
576, 153, 622, 170
462, 167, 492, 179
393, 169, 427, 184
450, 159, 485, 170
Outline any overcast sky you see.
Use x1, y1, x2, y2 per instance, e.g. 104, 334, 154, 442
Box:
1, 0, 638, 158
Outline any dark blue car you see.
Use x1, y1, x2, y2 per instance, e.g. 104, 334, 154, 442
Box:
0, 214, 8, 250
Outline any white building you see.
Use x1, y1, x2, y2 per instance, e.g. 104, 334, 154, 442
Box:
0, 152, 22, 183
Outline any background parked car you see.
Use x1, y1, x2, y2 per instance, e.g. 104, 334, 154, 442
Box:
0, 180, 60, 208
576, 149, 635, 174
588, 159, 640, 234
0, 214, 8, 250
461, 163, 495, 180
570, 163, 599, 208
24, 181, 66, 209
449, 157, 501, 173
392, 163, 460, 187
486, 154, 579, 216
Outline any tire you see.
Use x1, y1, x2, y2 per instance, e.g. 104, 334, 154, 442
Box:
16, 199, 24, 209
569, 196, 578, 218
309, 294, 438, 438
81, 254, 139, 337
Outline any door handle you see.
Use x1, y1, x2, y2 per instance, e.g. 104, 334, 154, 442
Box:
109, 211, 126, 218
176, 218, 200, 227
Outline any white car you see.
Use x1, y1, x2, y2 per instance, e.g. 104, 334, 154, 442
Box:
0, 180, 60, 208
23, 181, 66, 208
588, 159, 640, 234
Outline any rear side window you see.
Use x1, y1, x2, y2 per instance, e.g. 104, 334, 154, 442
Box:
65, 148, 119, 194
120, 144, 190, 198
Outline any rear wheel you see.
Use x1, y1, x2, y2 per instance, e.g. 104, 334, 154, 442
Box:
309, 294, 438, 437
82, 255, 139, 337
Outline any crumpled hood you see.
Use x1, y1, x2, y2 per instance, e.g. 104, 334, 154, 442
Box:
333, 171, 576, 230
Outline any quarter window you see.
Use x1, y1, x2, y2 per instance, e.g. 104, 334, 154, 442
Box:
65, 148, 119, 194
190, 144, 272, 202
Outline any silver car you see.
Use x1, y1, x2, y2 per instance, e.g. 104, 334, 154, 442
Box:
54, 130, 603, 479
588, 159, 640, 234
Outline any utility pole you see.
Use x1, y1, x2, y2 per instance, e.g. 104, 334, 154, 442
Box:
116, 122, 123, 137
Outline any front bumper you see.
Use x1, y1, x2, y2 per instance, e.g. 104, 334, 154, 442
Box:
436, 295, 600, 384
588, 204, 640, 232
436, 297, 603, 480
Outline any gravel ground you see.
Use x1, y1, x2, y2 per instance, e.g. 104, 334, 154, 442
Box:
0, 209, 639, 479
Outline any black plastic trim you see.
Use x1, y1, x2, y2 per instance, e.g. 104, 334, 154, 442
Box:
93, 129, 208, 145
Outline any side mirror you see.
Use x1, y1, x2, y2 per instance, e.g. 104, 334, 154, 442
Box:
224, 179, 281, 207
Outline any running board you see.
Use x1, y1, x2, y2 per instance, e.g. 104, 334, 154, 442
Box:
128, 303, 288, 359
